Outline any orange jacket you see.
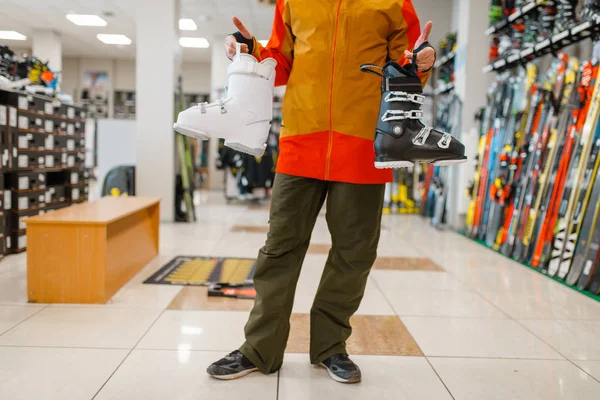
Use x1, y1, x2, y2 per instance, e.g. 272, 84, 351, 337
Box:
252, 0, 432, 184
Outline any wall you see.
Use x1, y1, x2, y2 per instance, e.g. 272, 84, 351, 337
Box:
61, 57, 211, 117
412, 0, 454, 50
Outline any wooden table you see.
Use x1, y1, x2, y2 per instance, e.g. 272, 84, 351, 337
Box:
26, 197, 160, 304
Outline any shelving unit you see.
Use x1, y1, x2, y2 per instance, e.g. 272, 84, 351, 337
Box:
484, 0, 544, 36
483, 17, 600, 73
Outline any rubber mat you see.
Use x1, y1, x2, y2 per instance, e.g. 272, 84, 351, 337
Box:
144, 256, 256, 286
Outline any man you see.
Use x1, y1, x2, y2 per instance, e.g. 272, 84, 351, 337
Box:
208, 0, 436, 383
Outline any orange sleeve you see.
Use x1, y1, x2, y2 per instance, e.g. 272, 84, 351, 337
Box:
388, 0, 432, 87
251, 0, 293, 87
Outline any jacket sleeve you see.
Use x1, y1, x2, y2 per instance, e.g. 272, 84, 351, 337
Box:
251, 0, 293, 87
387, 0, 432, 87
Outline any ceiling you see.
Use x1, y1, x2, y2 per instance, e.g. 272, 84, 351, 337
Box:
0, 0, 453, 65
0, 0, 276, 63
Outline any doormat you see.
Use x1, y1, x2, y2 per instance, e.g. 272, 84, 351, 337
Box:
144, 256, 256, 286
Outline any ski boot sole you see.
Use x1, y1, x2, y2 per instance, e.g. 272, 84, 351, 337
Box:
375, 157, 467, 169
225, 141, 267, 157
173, 123, 210, 140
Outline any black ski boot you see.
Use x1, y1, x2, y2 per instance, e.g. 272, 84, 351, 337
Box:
361, 60, 466, 169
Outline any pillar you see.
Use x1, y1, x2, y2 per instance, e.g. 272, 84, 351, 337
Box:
136, 0, 179, 221
444, 0, 495, 230
207, 36, 231, 191
32, 30, 62, 72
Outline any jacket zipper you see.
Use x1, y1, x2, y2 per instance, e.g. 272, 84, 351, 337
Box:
325, 0, 344, 180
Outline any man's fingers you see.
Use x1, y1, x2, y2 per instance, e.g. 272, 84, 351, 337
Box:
404, 50, 414, 60
233, 16, 252, 39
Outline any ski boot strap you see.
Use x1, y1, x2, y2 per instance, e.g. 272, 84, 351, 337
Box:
228, 60, 274, 80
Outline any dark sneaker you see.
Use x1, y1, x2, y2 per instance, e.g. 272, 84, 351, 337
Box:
206, 350, 259, 380
319, 353, 362, 383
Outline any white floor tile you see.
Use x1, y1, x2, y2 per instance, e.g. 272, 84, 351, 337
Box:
278, 354, 452, 400
402, 317, 563, 359
107, 283, 182, 309
0, 346, 127, 400
0, 307, 160, 349
95, 350, 277, 400
211, 233, 266, 258
371, 270, 469, 292
574, 360, 600, 380
137, 310, 248, 351
385, 290, 507, 318
0, 306, 45, 335
430, 357, 600, 400
484, 291, 600, 320
519, 320, 600, 360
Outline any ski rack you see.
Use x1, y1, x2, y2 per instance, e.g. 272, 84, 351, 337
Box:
434, 81, 455, 96
485, 0, 544, 36
434, 51, 455, 69
483, 17, 600, 74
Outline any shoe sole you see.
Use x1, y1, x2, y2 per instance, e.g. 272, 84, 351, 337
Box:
225, 141, 266, 157
318, 363, 361, 384
207, 367, 259, 381
375, 157, 468, 169
173, 123, 210, 140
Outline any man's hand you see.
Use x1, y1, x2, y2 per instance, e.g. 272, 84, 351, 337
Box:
225, 16, 253, 60
404, 21, 435, 72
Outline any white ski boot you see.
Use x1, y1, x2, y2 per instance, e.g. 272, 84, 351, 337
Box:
173, 44, 277, 157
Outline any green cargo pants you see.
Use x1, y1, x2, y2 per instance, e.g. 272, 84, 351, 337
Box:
239, 173, 385, 374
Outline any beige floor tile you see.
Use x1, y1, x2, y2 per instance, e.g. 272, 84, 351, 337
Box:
136, 310, 248, 351
430, 357, 600, 400
574, 360, 600, 380
519, 320, 600, 360
307, 243, 330, 254
95, 350, 277, 400
0, 347, 128, 400
0, 307, 160, 349
279, 354, 452, 400
402, 317, 563, 359
286, 314, 423, 356
230, 225, 269, 233
373, 257, 444, 271
167, 286, 254, 311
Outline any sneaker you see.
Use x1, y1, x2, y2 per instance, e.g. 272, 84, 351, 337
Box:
319, 353, 362, 383
206, 350, 259, 380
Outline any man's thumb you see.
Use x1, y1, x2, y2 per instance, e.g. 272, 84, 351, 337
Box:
415, 21, 433, 48
233, 16, 252, 39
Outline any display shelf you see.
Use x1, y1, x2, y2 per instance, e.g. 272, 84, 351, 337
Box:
434, 82, 455, 96
483, 17, 600, 73
484, 0, 544, 36
434, 51, 455, 69
462, 234, 600, 303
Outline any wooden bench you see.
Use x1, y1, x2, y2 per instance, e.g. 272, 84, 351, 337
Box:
26, 197, 160, 304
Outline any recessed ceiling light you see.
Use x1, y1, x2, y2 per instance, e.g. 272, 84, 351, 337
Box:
179, 19, 197, 31
0, 31, 27, 40
179, 37, 209, 48
97, 34, 132, 45
258, 40, 269, 46
66, 14, 107, 26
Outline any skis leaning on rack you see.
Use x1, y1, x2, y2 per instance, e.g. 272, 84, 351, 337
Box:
465, 45, 600, 297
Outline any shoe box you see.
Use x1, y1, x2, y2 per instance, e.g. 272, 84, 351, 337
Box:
68, 169, 90, 185
5, 171, 46, 191
11, 187, 46, 212
66, 183, 89, 202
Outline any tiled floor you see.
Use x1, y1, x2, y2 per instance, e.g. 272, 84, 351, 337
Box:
1, 191, 600, 399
